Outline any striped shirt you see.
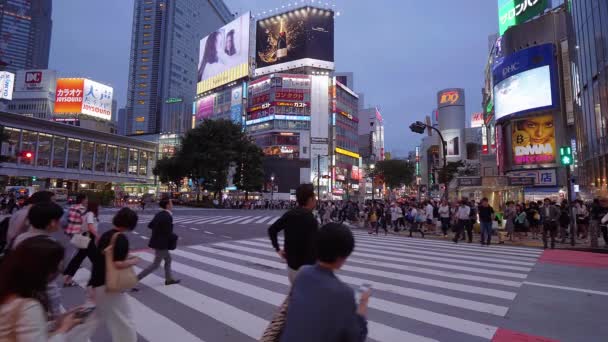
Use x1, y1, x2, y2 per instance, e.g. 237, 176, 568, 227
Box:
65, 204, 85, 234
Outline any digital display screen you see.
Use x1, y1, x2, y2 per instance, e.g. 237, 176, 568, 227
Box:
494, 65, 552, 120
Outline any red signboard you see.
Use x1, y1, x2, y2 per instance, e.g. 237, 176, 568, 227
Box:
251, 93, 270, 105
275, 91, 304, 101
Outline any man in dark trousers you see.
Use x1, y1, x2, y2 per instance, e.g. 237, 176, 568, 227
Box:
268, 183, 318, 284
478, 198, 495, 246
540, 198, 561, 249
136, 198, 180, 285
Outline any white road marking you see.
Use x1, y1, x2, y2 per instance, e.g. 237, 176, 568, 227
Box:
254, 216, 272, 224
238, 216, 262, 224
204, 216, 237, 224
523, 281, 608, 296
222, 216, 253, 224
221, 235, 232, 239
141, 236, 149, 240
266, 217, 280, 225
204, 231, 214, 235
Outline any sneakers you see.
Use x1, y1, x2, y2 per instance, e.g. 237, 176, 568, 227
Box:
165, 279, 181, 286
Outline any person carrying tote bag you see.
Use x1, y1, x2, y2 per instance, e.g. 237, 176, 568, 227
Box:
86, 208, 139, 342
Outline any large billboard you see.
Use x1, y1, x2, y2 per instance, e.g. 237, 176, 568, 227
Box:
511, 114, 555, 166
0, 71, 15, 100
498, 0, 549, 35
197, 13, 250, 94
256, 7, 334, 75
14, 70, 57, 94
493, 44, 558, 121
54, 78, 113, 121
437, 88, 464, 108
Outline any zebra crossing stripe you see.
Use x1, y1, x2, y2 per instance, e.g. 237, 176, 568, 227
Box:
255, 216, 272, 224
133, 266, 267, 339
137, 252, 445, 341
128, 296, 205, 342
179, 246, 509, 316
246, 239, 523, 287
191, 216, 224, 224
203, 216, 237, 224
238, 216, 263, 224
201, 242, 517, 299
222, 216, 253, 224
267, 217, 280, 225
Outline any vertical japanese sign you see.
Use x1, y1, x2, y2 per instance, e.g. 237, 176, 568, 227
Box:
54, 78, 85, 114
81, 79, 113, 120
498, 0, 548, 35
0, 71, 15, 100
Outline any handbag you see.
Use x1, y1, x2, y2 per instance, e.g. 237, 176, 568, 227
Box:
168, 233, 178, 251
259, 294, 290, 342
104, 232, 138, 292
70, 232, 91, 249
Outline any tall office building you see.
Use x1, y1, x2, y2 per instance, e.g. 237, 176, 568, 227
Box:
125, 0, 232, 135
0, 0, 52, 72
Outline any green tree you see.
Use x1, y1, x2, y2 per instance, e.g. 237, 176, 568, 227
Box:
437, 160, 464, 185
153, 157, 187, 192
374, 159, 415, 188
234, 142, 265, 200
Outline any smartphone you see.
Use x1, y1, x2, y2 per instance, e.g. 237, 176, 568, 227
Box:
357, 283, 372, 300
74, 306, 96, 320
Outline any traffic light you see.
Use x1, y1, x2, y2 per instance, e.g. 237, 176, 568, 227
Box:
32, 176, 37, 182
559, 146, 573, 166
409, 121, 427, 134
19, 151, 34, 160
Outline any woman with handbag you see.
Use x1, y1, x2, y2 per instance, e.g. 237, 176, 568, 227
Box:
0, 237, 82, 341
63, 201, 100, 287
86, 207, 139, 342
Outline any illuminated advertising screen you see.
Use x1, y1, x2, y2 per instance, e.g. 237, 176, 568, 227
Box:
471, 112, 484, 128
54, 78, 85, 114
197, 13, 250, 94
256, 7, 334, 74
498, 0, 548, 35
511, 114, 555, 165
0, 71, 15, 100
437, 88, 464, 108
493, 44, 558, 121
81, 79, 113, 121
195, 94, 214, 120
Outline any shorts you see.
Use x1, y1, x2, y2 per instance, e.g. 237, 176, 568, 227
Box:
426, 219, 433, 225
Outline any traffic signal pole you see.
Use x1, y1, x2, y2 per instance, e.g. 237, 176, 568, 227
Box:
410, 121, 448, 200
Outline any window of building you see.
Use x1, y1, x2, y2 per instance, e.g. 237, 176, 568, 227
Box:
140, 65, 149, 71
138, 83, 147, 88
52, 136, 66, 168
20, 130, 37, 166
129, 149, 139, 175
118, 147, 128, 173
143, 24, 151, 29
2, 128, 20, 163
135, 130, 145, 134
141, 57, 149, 62
67, 138, 81, 169
37, 133, 52, 167
141, 49, 149, 54
139, 151, 149, 176
94, 143, 107, 172
139, 74, 148, 79
143, 33, 151, 37
144, 16, 151, 21
138, 100, 145, 105
107, 145, 118, 173
135, 116, 145, 122
81, 141, 94, 171
138, 91, 147, 96
143, 40, 151, 45
144, 7, 152, 12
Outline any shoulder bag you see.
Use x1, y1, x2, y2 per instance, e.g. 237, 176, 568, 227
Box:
104, 232, 138, 292
70, 232, 91, 249
259, 293, 290, 342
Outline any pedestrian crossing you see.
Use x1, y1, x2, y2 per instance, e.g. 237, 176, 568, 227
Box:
70, 231, 543, 342
98, 214, 282, 226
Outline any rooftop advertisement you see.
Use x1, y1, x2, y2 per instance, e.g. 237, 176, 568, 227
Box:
493, 43, 558, 122
0, 71, 15, 100
256, 7, 334, 75
498, 0, 549, 35
197, 13, 250, 94
437, 88, 465, 108
54, 78, 113, 121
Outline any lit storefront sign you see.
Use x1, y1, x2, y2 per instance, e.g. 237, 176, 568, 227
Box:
245, 114, 310, 126
439, 90, 460, 106
275, 101, 307, 108
335, 147, 360, 159
275, 91, 304, 101
498, 0, 548, 35
165, 97, 183, 104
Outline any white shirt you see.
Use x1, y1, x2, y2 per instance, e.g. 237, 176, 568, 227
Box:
457, 205, 471, 220
438, 205, 450, 218
425, 204, 434, 219
0, 298, 65, 342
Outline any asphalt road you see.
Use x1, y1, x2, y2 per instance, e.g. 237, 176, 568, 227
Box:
53, 207, 608, 342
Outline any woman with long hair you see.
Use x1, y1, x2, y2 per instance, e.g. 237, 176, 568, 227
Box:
197, 31, 222, 82
0, 237, 81, 340
63, 200, 100, 287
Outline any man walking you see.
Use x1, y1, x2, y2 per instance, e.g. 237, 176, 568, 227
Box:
268, 183, 318, 284
453, 199, 470, 244
478, 198, 495, 246
540, 198, 561, 249
136, 198, 180, 285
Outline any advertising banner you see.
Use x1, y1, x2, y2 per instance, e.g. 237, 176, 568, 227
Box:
437, 88, 464, 108
196, 94, 214, 120
351, 165, 361, 181
511, 114, 556, 166
54, 78, 85, 114
230, 86, 243, 124
471, 112, 484, 128
0, 71, 14, 100
81, 79, 113, 121
197, 13, 250, 94
493, 44, 558, 121
15, 70, 55, 92
256, 7, 334, 72
498, 0, 548, 35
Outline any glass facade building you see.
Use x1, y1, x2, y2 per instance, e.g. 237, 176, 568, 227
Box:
570, 0, 608, 190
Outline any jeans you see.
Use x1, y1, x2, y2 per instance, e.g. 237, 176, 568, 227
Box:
137, 249, 174, 281
464, 220, 474, 242
440, 217, 450, 235
453, 220, 466, 243
543, 221, 558, 249
64, 237, 97, 277
480, 221, 493, 245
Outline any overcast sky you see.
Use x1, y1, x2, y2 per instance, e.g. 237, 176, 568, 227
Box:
49, 0, 500, 156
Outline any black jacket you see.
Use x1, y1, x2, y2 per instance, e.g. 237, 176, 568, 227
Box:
148, 210, 174, 250
268, 207, 318, 270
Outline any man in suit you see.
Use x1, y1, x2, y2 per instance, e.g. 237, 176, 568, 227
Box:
136, 198, 180, 285
540, 198, 561, 249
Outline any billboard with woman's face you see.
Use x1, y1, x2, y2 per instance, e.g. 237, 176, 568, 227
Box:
511, 114, 556, 165
197, 13, 250, 94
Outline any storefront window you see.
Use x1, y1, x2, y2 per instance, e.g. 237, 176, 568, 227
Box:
95, 143, 107, 172
107, 145, 118, 173
37, 133, 52, 167
118, 147, 128, 174
52, 136, 66, 168
3, 127, 20, 163
67, 138, 81, 169
128, 149, 139, 175
81, 141, 95, 171
20, 130, 37, 165
139, 151, 149, 176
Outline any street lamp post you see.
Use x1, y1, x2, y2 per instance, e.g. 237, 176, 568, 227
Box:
270, 174, 275, 204
410, 121, 448, 200
370, 163, 375, 202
